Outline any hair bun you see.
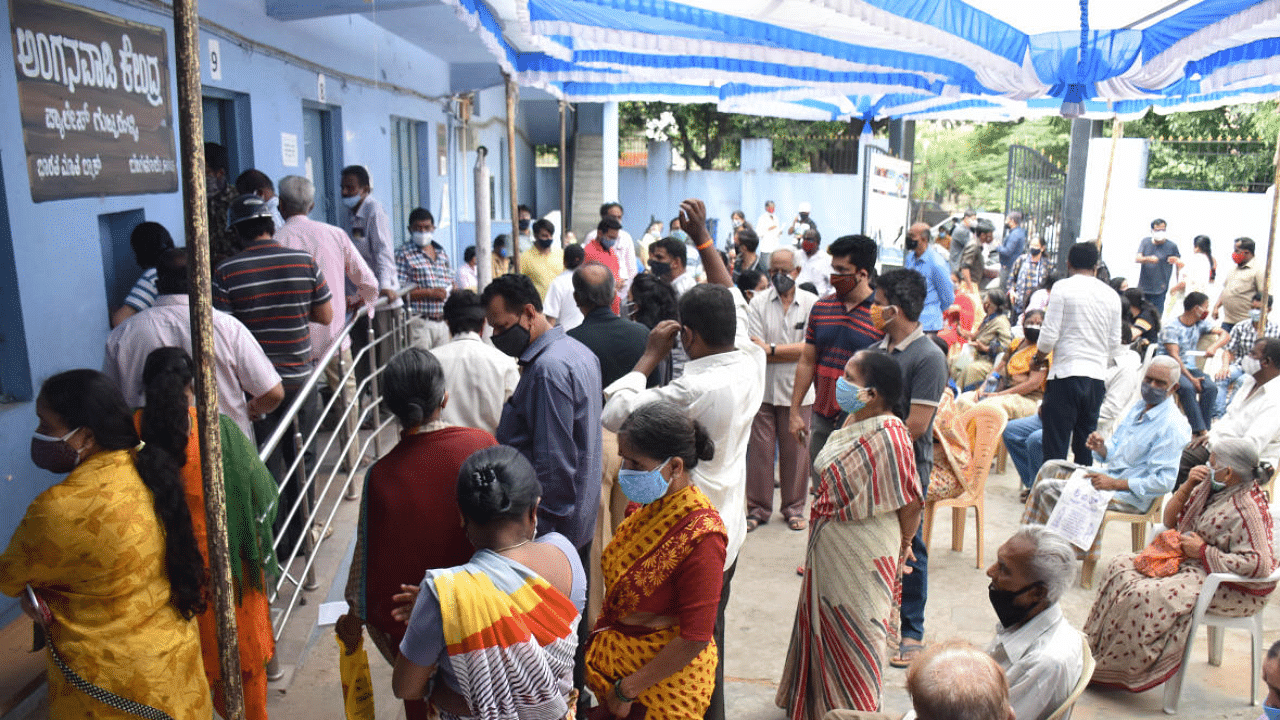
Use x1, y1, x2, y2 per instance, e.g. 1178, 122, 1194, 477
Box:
472, 467, 498, 488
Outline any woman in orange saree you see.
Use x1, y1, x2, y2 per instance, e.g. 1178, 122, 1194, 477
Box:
585, 401, 728, 720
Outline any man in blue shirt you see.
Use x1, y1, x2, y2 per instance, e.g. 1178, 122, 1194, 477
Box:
998, 211, 1027, 289
904, 222, 955, 334
483, 273, 604, 550
1021, 355, 1189, 567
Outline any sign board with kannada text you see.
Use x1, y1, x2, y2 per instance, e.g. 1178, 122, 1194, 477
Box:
10, 0, 178, 202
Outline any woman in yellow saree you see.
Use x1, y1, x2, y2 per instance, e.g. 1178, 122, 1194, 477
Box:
585, 401, 728, 720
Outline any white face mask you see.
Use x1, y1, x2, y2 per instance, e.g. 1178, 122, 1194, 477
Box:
341, 194, 361, 209
263, 195, 280, 214
411, 231, 433, 248
1152, 230, 1167, 242
1242, 356, 1263, 376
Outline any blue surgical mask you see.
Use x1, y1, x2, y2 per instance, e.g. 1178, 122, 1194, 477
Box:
341, 194, 361, 209
1262, 703, 1280, 720
836, 377, 868, 414
670, 230, 690, 243
618, 458, 672, 505
599, 237, 616, 251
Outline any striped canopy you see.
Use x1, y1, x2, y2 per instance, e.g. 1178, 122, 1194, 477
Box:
442, 0, 1280, 120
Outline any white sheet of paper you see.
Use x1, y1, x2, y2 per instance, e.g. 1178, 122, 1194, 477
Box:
1046, 468, 1114, 551
317, 600, 348, 627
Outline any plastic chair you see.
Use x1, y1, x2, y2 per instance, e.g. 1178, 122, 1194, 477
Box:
1045, 632, 1095, 720
922, 404, 1008, 568
1148, 523, 1280, 713
1080, 495, 1166, 589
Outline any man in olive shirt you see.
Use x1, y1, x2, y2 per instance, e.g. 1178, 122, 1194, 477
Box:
1213, 237, 1265, 333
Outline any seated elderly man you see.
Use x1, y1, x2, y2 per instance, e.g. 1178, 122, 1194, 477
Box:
1021, 355, 1189, 564
985, 526, 1083, 720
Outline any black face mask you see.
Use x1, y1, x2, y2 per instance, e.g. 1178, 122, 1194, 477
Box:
648, 259, 672, 278
518, 218, 531, 231
771, 271, 795, 295
491, 321, 531, 358
535, 238, 553, 249
905, 238, 919, 251
1023, 326, 1041, 344
1030, 247, 1043, 257
31, 428, 84, 474
989, 581, 1042, 628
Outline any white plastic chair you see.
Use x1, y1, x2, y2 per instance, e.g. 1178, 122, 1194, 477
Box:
1148, 524, 1280, 713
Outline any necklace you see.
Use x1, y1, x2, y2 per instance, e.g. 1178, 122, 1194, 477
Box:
493, 539, 532, 554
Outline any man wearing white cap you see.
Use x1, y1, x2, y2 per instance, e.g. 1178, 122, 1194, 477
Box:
787, 202, 817, 246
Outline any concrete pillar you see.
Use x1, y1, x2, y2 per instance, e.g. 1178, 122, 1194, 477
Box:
740, 138, 772, 233
602, 101, 619, 203
647, 141, 671, 226
1059, 118, 1102, 274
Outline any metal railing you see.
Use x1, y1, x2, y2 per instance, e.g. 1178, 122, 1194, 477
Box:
255, 287, 416, 658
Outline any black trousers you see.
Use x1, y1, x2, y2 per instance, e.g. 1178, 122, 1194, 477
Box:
703, 560, 737, 720
1041, 376, 1106, 465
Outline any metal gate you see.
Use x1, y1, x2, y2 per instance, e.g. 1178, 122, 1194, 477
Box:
1005, 145, 1066, 266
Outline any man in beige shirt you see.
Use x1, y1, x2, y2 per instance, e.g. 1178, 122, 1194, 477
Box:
1213, 236, 1264, 332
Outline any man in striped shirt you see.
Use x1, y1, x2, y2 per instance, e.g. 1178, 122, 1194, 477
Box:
789, 234, 884, 486
213, 193, 333, 558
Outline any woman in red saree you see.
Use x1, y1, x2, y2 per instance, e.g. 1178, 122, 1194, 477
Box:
585, 401, 727, 720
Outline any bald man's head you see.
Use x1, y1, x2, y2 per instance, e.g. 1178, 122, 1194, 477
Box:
572, 261, 616, 312
907, 641, 1014, 720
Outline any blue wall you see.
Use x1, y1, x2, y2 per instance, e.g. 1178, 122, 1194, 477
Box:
0, 0, 533, 623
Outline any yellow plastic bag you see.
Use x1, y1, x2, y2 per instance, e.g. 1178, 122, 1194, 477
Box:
337, 631, 376, 720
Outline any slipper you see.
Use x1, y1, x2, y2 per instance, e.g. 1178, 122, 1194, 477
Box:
787, 517, 807, 531
746, 517, 762, 532
795, 564, 805, 576
889, 640, 925, 669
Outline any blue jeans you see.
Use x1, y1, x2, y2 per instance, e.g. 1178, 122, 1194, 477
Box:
1177, 368, 1218, 433
900, 467, 929, 642
1004, 415, 1045, 490
1214, 364, 1244, 418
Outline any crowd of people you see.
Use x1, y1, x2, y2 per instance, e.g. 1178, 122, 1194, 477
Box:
2, 172, 1279, 720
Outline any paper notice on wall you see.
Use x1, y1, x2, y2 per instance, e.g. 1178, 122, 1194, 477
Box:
1046, 469, 1114, 550
281, 132, 299, 167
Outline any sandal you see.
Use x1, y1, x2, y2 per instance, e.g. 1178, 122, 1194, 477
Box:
787, 516, 807, 531
795, 564, 805, 576
746, 517, 762, 532
889, 640, 925, 669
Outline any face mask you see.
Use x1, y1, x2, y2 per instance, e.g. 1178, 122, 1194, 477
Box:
1023, 325, 1041, 344
599, 237, 616, 251
1243, 356, 1263, 375
835, 376, 868, 414
341, 194, 362, 209
1251, 308, 1263, 323
497, 247, 509, 258
771, 271, 795, 295
648, 260, 672, 278
518, 218, 531, 231
831, 273, 860, 298
411, 231, 433, 248
618, 458, 671, 505
988, 581, 1041, 629
799, 213, 809, 221
1030, 246, 1043, 257
491, 320, 530, 358
535, 238, 554, 250
670, 229, 689, 243
870, 304, 896, 331
1262, 704, 1280, 720
264, 195, 280, 215
801, 241, 818, 256
1152, 231, 1167, 243
1233, 251, 1249, 265
905, 238, 919, 252
1209, 466, 1227, 492
732, 218, 743, 228
31, 428, 84, 474
1140, 381, 1169, 406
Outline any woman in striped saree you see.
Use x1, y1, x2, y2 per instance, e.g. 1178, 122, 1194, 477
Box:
394, 446, 585, 720
584, 401, 727, 720
777, 350, 922, 720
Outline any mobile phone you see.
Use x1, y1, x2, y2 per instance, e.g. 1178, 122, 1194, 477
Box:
25, 585, 52, 629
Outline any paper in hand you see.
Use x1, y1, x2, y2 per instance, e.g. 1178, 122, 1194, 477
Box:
1046, 468, 1114, 551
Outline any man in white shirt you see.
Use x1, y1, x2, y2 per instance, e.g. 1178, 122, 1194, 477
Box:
544, 244, 586, 330
794, 229, 833, 297
985, 525, 1084, 720
1176, 337, 1280, 487
430, 290, 519, 435
601, 199, 761, 720
756, 200, 782, 253
1033, 241, 1122, 465
745, 248, 818, 529
647, 235, 696, 297
103, 249, 284, 441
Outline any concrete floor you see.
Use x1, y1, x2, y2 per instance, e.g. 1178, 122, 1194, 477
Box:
255, 454, 1277, 720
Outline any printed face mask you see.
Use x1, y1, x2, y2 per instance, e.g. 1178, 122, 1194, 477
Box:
869, 304, 897, 331
618, 458, 671, 504
835, 376, 867, 415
